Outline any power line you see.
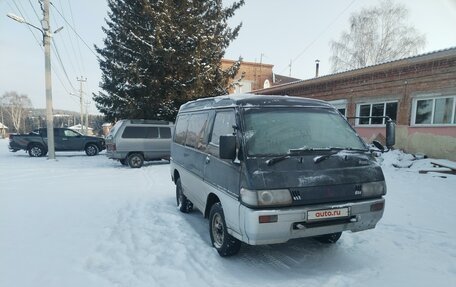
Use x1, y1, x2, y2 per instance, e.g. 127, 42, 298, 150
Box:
9, 0, 43, 48
50, 7, 81, 77
279, 0, 357, 75
56, 0, 84, 75
49, 2, 99, 59
66, 0, 86, 72
51, 40, 77, 91
27, 0, 41, 23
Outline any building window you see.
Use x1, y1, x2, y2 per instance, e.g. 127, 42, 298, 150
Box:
235, 80, 252, 94
356, 101, 398, 126
328, 99, 347, 117
412, 96, 456, 126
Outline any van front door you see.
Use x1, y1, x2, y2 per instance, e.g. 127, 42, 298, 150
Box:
204, 109, 241, 234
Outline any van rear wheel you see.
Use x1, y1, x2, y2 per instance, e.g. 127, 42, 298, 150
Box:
176, 178, 193, 213
209, 202, 241, 257
128, 153, 144, 168
314, 232, 342, 244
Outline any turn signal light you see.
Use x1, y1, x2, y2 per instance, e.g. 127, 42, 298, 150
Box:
370, 202, 385, 212
259, 215, 278, 224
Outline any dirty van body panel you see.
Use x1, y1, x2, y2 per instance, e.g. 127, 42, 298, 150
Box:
244, 156, 384, 205
171, 143, 207, 210
203, 152, 242, 235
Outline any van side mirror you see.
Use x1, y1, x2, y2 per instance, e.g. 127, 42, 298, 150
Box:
219, 135, 236, 160
385, 119, 396, 149
372, 140, 385, 152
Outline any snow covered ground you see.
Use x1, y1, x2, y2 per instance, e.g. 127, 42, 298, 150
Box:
1, 138, 455, 287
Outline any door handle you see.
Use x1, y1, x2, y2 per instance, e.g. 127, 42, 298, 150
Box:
205, 156, 210, 164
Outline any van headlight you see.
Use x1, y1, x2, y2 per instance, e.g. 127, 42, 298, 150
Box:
362, 181, 386, 197
240, 188, 292, 207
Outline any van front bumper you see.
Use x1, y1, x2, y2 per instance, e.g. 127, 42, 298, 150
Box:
240, 198, 385, 245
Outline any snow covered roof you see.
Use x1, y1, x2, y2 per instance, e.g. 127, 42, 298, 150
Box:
256, 46, 456, 93
179, 94, 332, 113
0, 122, 8, 129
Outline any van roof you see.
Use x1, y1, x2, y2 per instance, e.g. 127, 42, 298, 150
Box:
122, 119, 172, 125
179, 94, 333, 113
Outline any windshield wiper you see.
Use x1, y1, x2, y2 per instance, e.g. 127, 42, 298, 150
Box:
266, 148, 342, 166
265, 147, 367, 166
313, 147, 368, 164
266, 154, 291, 166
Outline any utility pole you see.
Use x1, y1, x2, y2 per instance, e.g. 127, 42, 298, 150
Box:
6, 0, 63, 159
84, 100, 90, 135
77, 76, 87, 135
43, 0, 55, 159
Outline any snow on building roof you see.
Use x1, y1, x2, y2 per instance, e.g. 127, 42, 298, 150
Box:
0, 122, 8, 129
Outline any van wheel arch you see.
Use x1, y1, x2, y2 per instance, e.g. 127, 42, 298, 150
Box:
205, 193, 220, 218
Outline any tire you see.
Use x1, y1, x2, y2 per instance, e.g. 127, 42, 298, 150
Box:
209, 202, 241, 257
314, 232, 342, 244
176, 178, 193, 213
128, 153, 144, 168
120, 159, 128, 166
85, 143, 99, 156
28, 144, 47, 157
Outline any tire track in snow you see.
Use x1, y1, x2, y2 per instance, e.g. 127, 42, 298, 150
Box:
84, 196, 241, 287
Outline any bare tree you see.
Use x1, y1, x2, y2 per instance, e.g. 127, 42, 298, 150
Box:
330, 0, 426, 73
1, 92, 33, 133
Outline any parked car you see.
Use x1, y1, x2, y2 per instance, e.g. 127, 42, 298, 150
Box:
105, 119, 174, 168
170, 94, 394, 256
8, 128, 105, 157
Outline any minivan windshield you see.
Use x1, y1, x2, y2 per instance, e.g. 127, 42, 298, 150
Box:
243, 108, 366, 156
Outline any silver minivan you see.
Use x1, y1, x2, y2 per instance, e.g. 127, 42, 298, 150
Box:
106, 119, 174, 168
170, 94, 394, 257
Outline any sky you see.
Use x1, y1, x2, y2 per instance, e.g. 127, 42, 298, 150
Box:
0, 0, 455, 114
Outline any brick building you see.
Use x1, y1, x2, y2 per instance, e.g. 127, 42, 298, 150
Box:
221, 59, 300, 94
254, 48, 456, 160
221, 59, 274, 93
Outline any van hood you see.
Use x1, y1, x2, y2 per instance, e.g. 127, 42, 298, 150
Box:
244, 154, 384, 190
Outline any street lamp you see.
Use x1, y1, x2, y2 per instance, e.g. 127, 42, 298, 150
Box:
6, 3, 63, 160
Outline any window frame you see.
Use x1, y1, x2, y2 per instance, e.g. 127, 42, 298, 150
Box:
411, 95, 456, 127
329, 99, 347, 117
355, 100, 398, 126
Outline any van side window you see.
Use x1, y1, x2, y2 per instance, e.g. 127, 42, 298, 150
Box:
210, 110, 235, 146
145, 127, 158, 138
122, 127, 158, 139
185, 113, 209, 149
174, 115, 190, 144
159, 127, 171, 139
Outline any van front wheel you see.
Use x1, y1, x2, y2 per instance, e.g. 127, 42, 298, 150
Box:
176, 178, 193, 213
209, 202, 241, 257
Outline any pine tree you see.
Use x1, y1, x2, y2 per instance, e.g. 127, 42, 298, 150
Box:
94, 0, 244, 122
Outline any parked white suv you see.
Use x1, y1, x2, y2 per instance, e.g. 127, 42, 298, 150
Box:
105, 119, 174, 168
